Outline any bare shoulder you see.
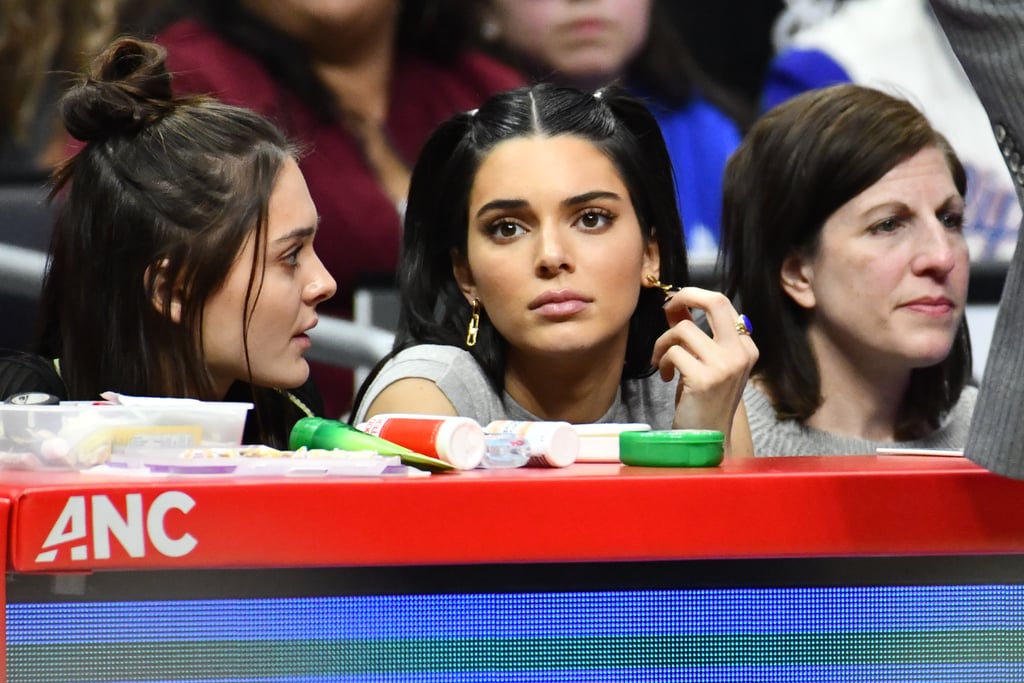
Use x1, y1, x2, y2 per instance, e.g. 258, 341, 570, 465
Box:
363, 377, 458, 418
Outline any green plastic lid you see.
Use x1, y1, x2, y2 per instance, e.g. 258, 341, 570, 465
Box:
289, 416, 328, 451
619, 429, 724, 468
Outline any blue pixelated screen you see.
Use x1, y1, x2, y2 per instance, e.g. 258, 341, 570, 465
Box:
6, 557, 1024, 682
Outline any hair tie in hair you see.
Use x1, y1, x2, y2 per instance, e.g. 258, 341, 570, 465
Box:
467, 108, 478, 117
593, 89, 605, 100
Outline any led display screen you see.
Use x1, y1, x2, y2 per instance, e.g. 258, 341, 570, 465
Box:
7, 556, 1024, 682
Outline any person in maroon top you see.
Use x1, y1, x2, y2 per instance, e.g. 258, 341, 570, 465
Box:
157, 0, 523, 417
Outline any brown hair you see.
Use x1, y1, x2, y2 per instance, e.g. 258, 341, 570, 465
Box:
720, 84, 971, 438
0, 0, 118, 142
38, 37, 301, 443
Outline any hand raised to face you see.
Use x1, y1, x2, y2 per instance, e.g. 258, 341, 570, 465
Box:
650, 286, 758, 447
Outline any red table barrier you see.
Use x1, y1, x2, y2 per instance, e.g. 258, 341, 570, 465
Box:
2, 454, 1023, 575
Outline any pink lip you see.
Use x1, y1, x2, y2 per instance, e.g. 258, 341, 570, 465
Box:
529, 289, 592, 318
293, 318, 318, 342
902, 296, 956, 315
563, 18, 609, 37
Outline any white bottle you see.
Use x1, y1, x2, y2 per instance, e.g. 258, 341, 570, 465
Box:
485, 420, 579, 468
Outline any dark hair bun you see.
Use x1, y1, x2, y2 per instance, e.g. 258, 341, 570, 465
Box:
61, 37, 175, 143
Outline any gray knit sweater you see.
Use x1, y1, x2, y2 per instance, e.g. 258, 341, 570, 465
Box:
744, 383, 977, 457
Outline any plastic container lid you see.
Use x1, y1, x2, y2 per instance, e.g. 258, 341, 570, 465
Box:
572, 423, 651, 463
619, 429, 724, 468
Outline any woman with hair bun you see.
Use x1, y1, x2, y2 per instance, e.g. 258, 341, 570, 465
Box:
0, 36, 337, 447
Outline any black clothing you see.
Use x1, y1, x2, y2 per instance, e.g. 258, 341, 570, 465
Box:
0, 349, 321, 447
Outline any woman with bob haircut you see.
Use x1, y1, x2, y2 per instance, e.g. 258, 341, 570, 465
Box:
721, 83, 976, 455
0, 37, 337, 447
352, 83, 758, 453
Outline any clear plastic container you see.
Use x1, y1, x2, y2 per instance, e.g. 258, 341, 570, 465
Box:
485, 420, 579, 467
0, 400, 251, 470
480, 433, 531, 469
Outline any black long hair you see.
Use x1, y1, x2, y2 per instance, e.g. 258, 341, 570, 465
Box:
351, 83, 688, 417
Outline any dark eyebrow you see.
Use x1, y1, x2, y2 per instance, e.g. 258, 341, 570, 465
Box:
273, 225, 318, 243
475, 199, 528, 219
474, 191, 622, 219
941, 193, 966, 208
562, 191, 621, 207
860, 200, 909, 219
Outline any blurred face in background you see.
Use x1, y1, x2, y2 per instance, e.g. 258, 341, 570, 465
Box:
484, 0, 651, 91
241, 0, 399, 57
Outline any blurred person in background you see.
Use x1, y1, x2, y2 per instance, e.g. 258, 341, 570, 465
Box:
0, 0, 119, 180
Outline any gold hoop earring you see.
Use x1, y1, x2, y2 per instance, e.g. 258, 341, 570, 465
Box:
466, 298, 481, 347
645, 274, 679, 302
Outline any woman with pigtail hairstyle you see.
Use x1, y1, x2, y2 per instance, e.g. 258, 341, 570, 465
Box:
353, 84, 757, 455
